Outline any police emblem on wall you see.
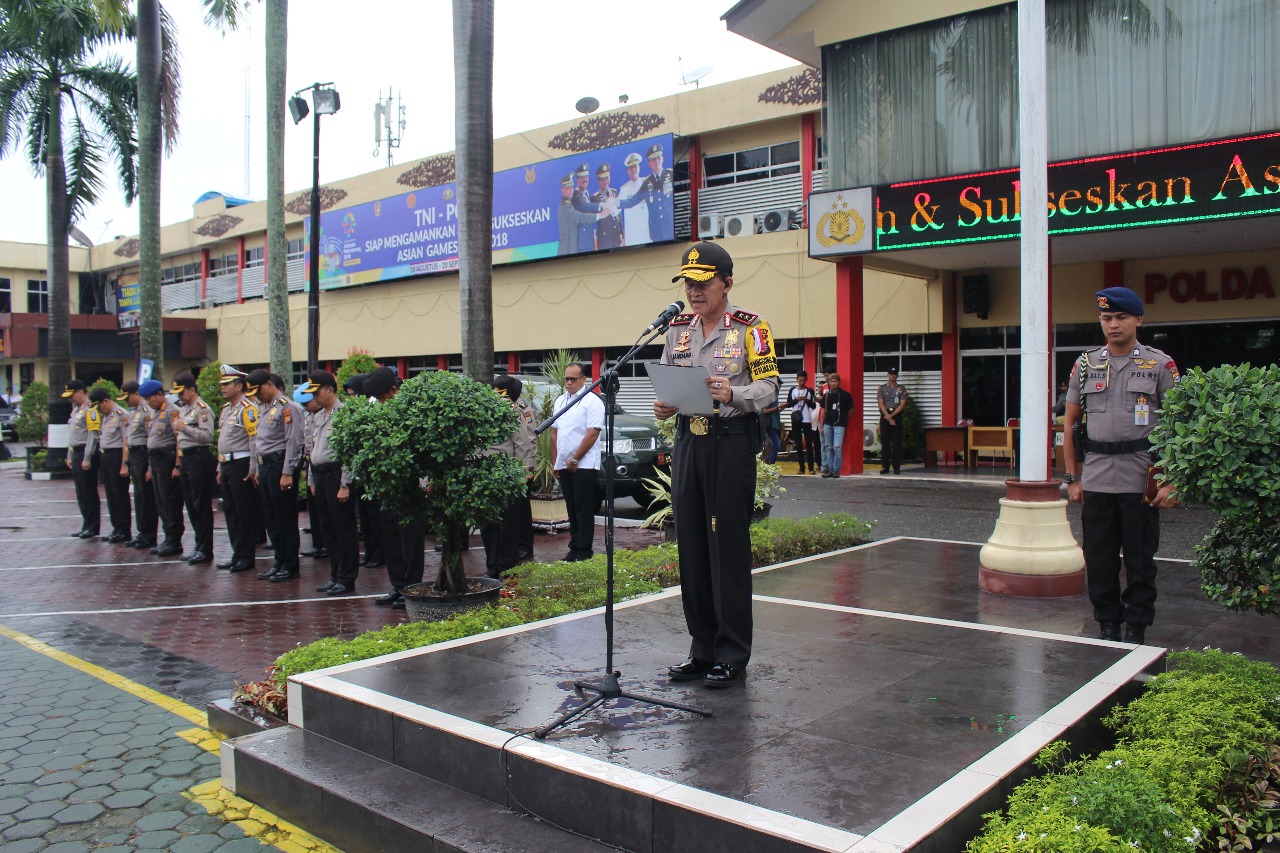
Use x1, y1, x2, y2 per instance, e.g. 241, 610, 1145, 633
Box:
808, 187, 874, 258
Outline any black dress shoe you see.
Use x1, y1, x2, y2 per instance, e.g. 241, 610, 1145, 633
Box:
306, 548, 330, 559
326, 583, 356, 596
363, 557, 385, 568
316, 581, 337, 593
703, 663, 743, 688
72, 528, 90, 538
185, 551, 213, 564
373, 589, 402, 605
1123, 623, 1146, 645
154, 543, 183, 557
107, 533, 131, 544
217, 560, 236, 570
77, 530, 100, 539
392, 598, 406, 609
268, 570, 300, 583
228, 562, 254, 573
667, 657, 711, 681
1099, 621, 1123, 641
255, 567, 278, 579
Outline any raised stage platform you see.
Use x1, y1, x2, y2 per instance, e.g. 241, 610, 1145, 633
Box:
221, 538, 1166, 852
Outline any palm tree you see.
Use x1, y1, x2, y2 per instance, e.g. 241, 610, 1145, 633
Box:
453, 0, 495, 381
0, 0, 139, 410
264, 0, 290, 386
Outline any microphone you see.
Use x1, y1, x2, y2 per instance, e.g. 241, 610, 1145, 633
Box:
644, 300, 685, 334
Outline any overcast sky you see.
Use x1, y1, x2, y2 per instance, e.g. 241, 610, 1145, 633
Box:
0, 0, 796, 248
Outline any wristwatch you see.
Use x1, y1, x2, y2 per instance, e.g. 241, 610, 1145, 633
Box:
1061, 473, 1078, 485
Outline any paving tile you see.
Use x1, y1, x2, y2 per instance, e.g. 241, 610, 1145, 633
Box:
100, 789, 154, 809
51, 803, 104, 825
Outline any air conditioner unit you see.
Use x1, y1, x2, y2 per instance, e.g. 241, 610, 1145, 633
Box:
863, 425, 881, 453
697, 213, 723, 239
723, 213, 755, 238
761, 208, 794, 233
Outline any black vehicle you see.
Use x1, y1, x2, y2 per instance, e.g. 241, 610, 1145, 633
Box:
0, 400, 17, 441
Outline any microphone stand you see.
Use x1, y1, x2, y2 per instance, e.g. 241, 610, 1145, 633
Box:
532, 323, 711, 739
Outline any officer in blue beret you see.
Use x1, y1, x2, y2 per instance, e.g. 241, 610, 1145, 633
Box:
1062, 286, 1181, 645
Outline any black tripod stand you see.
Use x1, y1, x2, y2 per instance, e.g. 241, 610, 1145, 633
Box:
532, 327, 711, 739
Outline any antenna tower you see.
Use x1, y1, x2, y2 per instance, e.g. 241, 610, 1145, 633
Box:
373, 89, 407, 167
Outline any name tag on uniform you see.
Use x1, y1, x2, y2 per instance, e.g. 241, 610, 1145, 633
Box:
1134, 401, 1149, 426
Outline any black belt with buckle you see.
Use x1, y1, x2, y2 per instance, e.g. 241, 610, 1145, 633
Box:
129, 444, 148, 453
71, 444, 86, 453
1085, 438, 1150, 454
676, 415, 751, 436
148, 447, 176, 458
258, 450, 286, 466
312, 461, 342, 473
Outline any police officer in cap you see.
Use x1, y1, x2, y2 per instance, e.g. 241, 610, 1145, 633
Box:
120, 381, 158, 549
655, 241, 780, 688
1063, 286, 1180, 645
365, 367, 426, 607
142, 379, 184, 555
301, 369, 360, 595
295, 383, 330, 559
171, 372, 216, 564
84, 387, 132, 542
591, 162, 622, 249
641, 142, 674, 242
63, 379, 101, 537
558, 173, 603, 256
215, 366, 259, 572
570, 162, 603, 251
248, 369, 304, 582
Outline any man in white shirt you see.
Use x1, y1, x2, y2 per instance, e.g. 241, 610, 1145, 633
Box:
551, 362, 605, 561
617, 151, 650, 246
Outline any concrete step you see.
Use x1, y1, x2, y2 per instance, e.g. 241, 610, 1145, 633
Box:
224, 726, 614, 853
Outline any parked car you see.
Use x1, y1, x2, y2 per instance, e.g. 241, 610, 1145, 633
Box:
0, 400, 18, 441
508, 375, 672, 509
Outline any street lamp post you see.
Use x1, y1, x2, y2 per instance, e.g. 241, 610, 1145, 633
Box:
289, 83, 341, 373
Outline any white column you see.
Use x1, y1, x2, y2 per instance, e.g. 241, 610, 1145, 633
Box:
1018, 0, 1050, 482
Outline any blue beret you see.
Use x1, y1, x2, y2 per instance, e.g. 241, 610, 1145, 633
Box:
1095, 287, 1143, 316
292, 385, 314, 404
138, 379, 164, 397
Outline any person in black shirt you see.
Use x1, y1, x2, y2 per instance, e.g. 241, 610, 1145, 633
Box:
786, 372, 818, 474
816, 373, 856, 478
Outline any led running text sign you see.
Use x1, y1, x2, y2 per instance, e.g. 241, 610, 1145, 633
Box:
873, 131, 1280, 251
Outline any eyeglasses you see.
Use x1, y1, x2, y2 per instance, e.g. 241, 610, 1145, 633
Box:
563, 375, 584, 383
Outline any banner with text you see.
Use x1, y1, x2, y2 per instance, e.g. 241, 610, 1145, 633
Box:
306, 133, 676, 289
874, 131, 1280, 252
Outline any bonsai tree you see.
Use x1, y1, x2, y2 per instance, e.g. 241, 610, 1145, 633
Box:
1149, 363, 1280, 615
16, 380, 50, 446
329, 370, 527, 595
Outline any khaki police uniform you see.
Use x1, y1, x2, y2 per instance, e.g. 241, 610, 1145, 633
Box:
481, 394, 537, 578
147, 399, 184, 551
661, 302, 780, 670
1067, 342, 1179, 628
218, 397, 259, 568
69, 402, 101, 535
177, 397, 216, 556
125, 402, 157, 546
85, 405, 131, 540
255, 394, 304, 577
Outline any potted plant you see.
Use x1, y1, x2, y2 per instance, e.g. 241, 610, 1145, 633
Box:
1149, 362, 1280, 616
527, 349, 580, 528
329, 370, 528, 613
17, 381, 50, 479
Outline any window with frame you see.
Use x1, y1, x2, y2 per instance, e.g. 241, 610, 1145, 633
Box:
703, 141, 801, 187
286, 238, 305, 260
209, 254, 238, 276
26, 279, 48, 313
244, 246, 264, 268
160, 262, 201, 286
0, 278, 10, 313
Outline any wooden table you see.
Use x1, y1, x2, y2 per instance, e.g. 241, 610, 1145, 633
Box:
923, 427, 968, 467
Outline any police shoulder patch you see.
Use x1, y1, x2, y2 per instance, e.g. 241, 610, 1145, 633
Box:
669, 313, 695, 326
731, 309, 760, 326
197, 400, 208, 409
283, 406, 293, 424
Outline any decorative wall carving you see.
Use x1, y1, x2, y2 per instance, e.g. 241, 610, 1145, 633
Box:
547, 112, 666, 152
286, 187, 348, 216
195, 214, 243, 238
397, 155, 456, 188
113, 238, 139, 258
758, 68, 823, 106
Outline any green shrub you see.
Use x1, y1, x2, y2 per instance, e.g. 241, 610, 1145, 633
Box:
195, 361, 226, 424
87, 377, 121, 401
335, 346, 379, 394
28, 449, 48, 469
966, 650, 1280, 852
1150, 364, 1280, 615
15, 380, 50, 445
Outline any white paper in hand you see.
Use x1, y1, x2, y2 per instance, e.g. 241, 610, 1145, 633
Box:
646, 363, 715, 415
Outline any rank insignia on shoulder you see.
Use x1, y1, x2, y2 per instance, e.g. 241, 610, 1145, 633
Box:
731, 309, 759, 326
197, 401, 208, 409
669, 313, 694, 326
283, 408, 293, 424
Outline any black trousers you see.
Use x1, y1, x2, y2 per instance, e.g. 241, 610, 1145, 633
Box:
880, 417, 904, 473
559, 467, 597, 558
518, 482, 535, 559
1083, 491, 1160, 626
481, 493, 527, 577
219, 457, 257, 565
380, 506, 425, 590
358, 486, 383, 561
672, 427, 757, 669
789, 415, 818, 472
313, 465, 359, 584
179, 449, 215, 555
149, 448, 184, 545
70, 446, 101, 534
100, 448, 132, 538
258, 457, 300, 572
127, 446, 157, 543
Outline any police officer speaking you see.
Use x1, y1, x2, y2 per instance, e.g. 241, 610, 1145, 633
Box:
655, 241, 780, 688
1062, 286, 1180, 645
